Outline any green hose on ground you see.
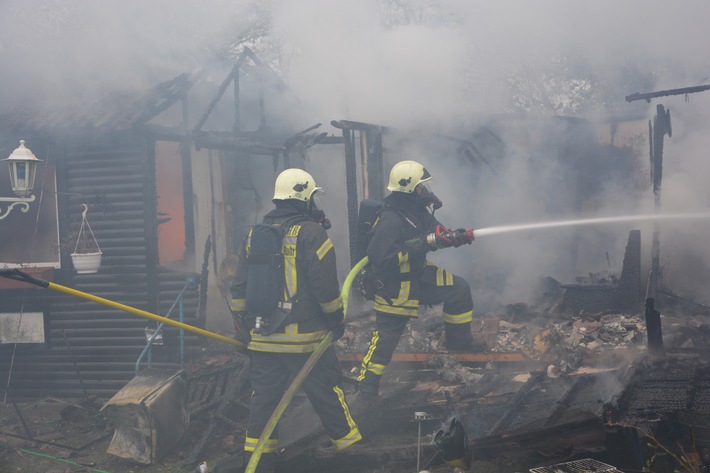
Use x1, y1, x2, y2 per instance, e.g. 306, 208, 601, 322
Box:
0, 442, 113, 473
245, 256, 369, 473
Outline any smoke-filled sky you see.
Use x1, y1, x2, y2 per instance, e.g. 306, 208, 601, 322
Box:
2, 0, 710, 308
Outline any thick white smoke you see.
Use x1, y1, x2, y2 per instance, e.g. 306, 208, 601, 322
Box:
2, 0, 710, 308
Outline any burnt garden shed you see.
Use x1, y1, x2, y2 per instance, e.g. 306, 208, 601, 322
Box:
0, 48, 317, 401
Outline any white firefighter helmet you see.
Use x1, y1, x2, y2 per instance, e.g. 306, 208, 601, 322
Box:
387, 160, 433, 193
273, 168, 322, 202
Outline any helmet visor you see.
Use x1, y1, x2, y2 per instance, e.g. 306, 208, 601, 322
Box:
311, 190, 324, 209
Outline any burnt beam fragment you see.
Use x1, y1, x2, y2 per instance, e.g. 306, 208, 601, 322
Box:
644, 297, 664, 357
561, 230, 641, 313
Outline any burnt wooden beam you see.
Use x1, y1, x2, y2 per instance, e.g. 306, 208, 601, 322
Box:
283, 123, 322, 149
180, 93, 196, 260
330, 119, 387, 132
472, 417, 606, 461
193, 131, 285, 155
134, 73, 196, 126
192, 56, 245, 134
342, 128, 359, 267
626, 83, 710, 103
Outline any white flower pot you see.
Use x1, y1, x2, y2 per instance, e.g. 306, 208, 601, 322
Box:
71, 251, 102, 274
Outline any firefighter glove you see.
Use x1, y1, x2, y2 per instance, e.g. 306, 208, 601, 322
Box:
231, 313, 250, 352
325, 312, 345, 341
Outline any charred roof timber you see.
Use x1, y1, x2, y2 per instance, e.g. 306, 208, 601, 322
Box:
625, 83, 710, 103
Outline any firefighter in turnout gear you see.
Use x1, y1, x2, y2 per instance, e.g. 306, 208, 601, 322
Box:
356, 160, 483, 402
230, 168, 362, 472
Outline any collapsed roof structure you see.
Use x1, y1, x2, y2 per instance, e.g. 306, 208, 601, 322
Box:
1, 48, 710, 473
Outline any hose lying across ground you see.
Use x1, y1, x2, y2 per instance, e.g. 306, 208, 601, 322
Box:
0, 258, 371, 473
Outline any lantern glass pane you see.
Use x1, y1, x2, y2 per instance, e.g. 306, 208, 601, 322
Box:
16, 162, 26, 181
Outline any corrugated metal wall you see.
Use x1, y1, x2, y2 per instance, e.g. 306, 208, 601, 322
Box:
0, 136, 200, 400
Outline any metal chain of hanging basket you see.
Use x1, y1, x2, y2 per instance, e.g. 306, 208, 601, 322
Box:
72, 203, 101, 255
71, 204, 102, 274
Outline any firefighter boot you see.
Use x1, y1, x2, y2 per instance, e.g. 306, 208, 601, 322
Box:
348, 380, 379, 418
445, 323, 487, 352
347, 380, 380, 438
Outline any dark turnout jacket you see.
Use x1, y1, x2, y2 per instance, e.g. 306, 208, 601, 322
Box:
230, 208, 344, 353
367, 192, 442, 317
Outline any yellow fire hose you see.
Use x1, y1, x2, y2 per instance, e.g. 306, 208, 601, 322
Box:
0, 269, 245, 349
1, 258, 371, 473
244, 256, 369, 473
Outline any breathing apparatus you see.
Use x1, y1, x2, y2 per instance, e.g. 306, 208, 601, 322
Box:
308, 191, 331, 230
416, 183, 443, 212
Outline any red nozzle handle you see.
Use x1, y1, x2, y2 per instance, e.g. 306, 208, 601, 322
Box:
465, 228, 474, 242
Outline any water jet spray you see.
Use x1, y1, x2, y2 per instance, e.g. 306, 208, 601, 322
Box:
472, 212, 710, 238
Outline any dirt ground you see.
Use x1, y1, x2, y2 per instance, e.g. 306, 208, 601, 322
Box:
0, 396, 514, 473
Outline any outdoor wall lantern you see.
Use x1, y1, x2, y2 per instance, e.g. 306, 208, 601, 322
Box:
0, 140, 43, 220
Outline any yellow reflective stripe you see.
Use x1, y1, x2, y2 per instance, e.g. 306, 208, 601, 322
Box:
285, 225, 301, 237
245, 229, 253, 256
374, 294, 418, 309
230, 298, 246, 312
398, 251, 410, 273
244, 436, 278, 453
443, 310, 473, 324
396, 281, 412, 304
248, 340, 324, 353
332, 427, 362, 449
435, 267, 455, 286
374, 280, 418, 316
248, 324, 328, 353
374, 301, 419, 317
357, 331, 379, 381
334, 385, 358, 432
316, 238, 334, 260
283, 231, 298, 300
250, 327, 329, 344
374, 281, 414, 307
332, 427, 362, 450
320, 296, 343, 314
365, 362, 385, 376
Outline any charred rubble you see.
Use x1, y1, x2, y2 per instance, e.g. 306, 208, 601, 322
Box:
2, 281, 710, 472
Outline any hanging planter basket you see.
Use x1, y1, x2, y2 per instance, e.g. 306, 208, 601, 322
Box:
71, 204, 102, 274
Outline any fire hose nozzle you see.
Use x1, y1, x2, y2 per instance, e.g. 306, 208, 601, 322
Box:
464, 228, 474, 242
426, 226, 475, 249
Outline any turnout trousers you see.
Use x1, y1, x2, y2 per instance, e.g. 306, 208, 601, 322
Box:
244, 346, 361, 472
358, 266, 474, 395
